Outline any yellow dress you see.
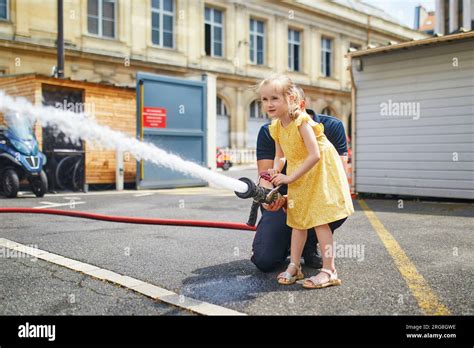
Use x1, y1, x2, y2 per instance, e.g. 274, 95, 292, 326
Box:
269, 113, 354, 229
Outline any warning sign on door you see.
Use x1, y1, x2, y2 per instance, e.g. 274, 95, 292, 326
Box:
143, 107, 166, 128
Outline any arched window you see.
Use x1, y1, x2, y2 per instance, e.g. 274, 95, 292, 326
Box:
321, 106, 333, 116
216, 96, 228, 116
216, 96, 230, 148
247, 100, 268, 148
249, 100, 266, 119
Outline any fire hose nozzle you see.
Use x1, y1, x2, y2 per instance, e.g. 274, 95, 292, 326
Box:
234, 177, 282, 227
234, 177, 257, 199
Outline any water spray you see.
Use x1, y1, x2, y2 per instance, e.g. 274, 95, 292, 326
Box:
0, 91, 248, 194
0, 91, 265, 229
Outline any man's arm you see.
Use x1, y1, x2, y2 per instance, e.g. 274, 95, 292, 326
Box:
256, 125, 286, 211
323, 120, 349, 175
340, 155, 348, 176
257, 159, 274, 190
273, 141, 286, 173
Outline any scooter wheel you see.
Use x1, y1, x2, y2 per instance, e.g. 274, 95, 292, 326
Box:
30, 170, 48, 198
222, 162, 231, 171
2, 169, 20, 198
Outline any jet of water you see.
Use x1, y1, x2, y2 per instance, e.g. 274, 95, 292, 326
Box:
0, 91, 248, 193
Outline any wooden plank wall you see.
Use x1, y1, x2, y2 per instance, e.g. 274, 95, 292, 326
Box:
81, 84, 137, 184
0, 75, 137, 185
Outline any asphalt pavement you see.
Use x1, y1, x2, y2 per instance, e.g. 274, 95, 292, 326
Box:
0, 166, 472, 316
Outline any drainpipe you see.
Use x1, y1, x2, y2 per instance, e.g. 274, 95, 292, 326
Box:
348, 59, 357, 195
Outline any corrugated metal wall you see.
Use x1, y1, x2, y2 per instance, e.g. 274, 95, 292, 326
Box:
353, 39, 474, 199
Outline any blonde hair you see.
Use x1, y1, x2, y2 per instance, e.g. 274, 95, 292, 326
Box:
255, 74, 303, 120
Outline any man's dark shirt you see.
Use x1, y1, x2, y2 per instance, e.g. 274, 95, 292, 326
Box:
256, 109, 347, 195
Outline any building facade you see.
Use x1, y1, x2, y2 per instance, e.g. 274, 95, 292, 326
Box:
415, 5, 435, 34
0, 0, 427, 150
434, 0, 473, 34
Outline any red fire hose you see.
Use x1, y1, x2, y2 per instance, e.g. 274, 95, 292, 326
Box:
0, 208, 256, 231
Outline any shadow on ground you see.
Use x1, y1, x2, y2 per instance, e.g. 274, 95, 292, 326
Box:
180, 259, 315, 306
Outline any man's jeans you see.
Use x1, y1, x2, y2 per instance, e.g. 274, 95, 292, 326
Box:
251, 207, 347, 272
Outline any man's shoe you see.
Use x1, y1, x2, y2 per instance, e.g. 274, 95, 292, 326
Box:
302, 251, 323, 269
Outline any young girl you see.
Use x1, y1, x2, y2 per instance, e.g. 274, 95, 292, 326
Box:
257, 74, 354, 289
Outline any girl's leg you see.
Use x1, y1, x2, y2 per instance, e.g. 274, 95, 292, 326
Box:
315, 224, 335, 271
308, 224, 336, 284
277, 228, 307, 283
290, 228, 307, 267
279, 228, 307, 278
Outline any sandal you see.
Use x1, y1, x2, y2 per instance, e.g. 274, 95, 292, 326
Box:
277, 262, 304, 285
302, 268, 342, 289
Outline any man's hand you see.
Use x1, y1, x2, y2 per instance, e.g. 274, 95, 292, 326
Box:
257, 160, 288, 212
262, 195, 287, 212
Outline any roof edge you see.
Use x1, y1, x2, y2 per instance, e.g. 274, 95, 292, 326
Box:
347, 31, 474, 58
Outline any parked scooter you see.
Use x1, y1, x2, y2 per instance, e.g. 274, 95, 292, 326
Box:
0, 113, 48, 198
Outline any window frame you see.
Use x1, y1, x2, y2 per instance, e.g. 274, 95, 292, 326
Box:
87, 0, 118, 39
321, 36, 333, 77
216, 96, 228, 117
321, 106, 334, 116
0, 0, 9, 21
151, 0, 175, 49
249, 100, 266, 120
204, 6, 224, 58
349, 42, 362, 51
249, 18, 265, 65
288, 28, 301, 72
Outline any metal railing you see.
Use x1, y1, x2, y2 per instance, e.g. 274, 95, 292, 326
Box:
220, 148, 257, 164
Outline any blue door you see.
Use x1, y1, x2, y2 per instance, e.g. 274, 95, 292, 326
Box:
136, 73, 207, 189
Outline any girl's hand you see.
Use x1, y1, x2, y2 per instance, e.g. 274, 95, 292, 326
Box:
267, 168, 279, 177
271, 173, 293, 186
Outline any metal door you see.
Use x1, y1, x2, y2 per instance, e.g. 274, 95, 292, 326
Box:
136, 73, 207, 189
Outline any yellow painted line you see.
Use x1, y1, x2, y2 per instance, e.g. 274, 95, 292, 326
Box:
0, 238, 246, 316
358, 200, 451, 315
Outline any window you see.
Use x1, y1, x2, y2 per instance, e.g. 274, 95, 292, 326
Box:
0, 0, 8, 20
250, 19, 265, 65
216, 97, 228, 116
205, 7, 223, 57
321, 107, 332, 116
151, 0, 174, 48
288, 29, 301, 71
88, 0, 116, 38
349, 42, 361, 51
249, 100, 266, 119
321, 37, 332, 77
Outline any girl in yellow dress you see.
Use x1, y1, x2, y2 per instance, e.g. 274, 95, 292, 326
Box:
257, 74, 354, 288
